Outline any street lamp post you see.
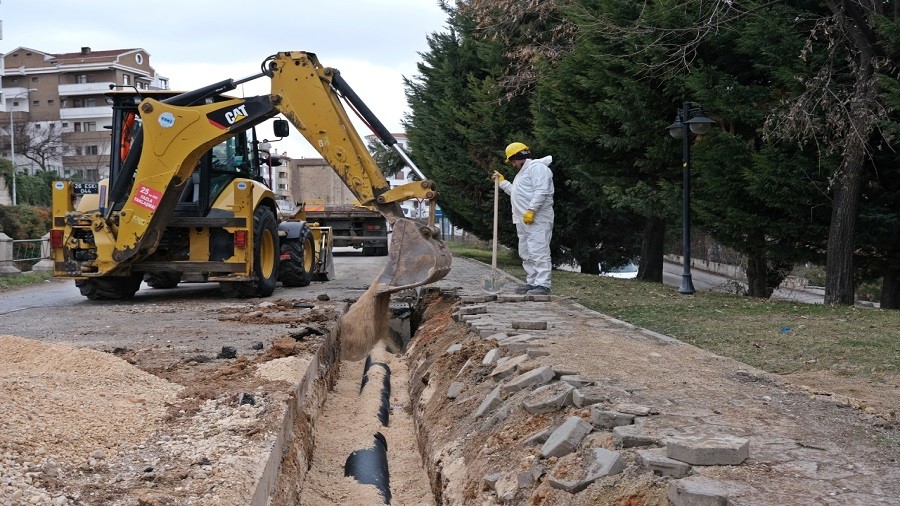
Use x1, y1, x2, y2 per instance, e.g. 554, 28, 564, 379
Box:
8, 88, 37, 206
666, 102, 715, 295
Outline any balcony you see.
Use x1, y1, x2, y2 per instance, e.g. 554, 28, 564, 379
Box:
58, 82, 116, 96
60, 105, 112, 120
62, 131, 111, 144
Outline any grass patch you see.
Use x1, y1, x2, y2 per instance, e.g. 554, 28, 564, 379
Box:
448, 242, 900, 379
0, 270, 53, 291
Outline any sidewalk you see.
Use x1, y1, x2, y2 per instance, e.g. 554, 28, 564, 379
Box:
412, 257, 899, 504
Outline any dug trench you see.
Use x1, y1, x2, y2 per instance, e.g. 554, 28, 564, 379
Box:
2, 283, 898, 505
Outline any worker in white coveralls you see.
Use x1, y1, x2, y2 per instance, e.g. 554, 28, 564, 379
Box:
492, 142, 555, 295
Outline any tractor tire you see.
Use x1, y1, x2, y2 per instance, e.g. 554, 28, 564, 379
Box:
220, 206, 279, 298
279, 224, 315, 287
76, 273, 144, 300
143, 272, 183, 289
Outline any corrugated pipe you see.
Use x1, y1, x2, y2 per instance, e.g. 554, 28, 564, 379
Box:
345, 352, 393, 503
344, 432, 391, 504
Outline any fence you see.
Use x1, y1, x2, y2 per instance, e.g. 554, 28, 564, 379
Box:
0, 233, 51, 275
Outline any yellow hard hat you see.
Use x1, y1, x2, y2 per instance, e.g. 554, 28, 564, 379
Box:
504, 142, 530, 162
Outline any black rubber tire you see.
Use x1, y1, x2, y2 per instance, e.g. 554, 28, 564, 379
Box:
76, 273, 144, 300
220, 206, 279, 298
362, 246, 376, 256
279, 225, 315, 287
143, 272, 183, 289
375, 246, 389, 256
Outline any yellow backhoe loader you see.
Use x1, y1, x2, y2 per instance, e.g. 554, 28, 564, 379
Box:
50, 51, 451, 299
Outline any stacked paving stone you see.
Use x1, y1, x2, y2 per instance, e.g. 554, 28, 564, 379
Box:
447, 292, 754, 504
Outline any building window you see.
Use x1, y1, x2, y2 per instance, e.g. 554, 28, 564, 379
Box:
76, 75, 88, 84
32, 100, 39, 106
31, 76, 38, 82
84, 122, 97, 132
86, 146, 99, 156
74, 122, 81, 132
48, 99, 54, 105
62, 122, 68, 128
61, 99, 68, 108
85, 98, 96, 107
277, 183, 287, 190
135, 53, 144, 65
279, 171, 288, 179
123, 75, 130, 86
74, 146, 82, 156
73, 98, 84, 108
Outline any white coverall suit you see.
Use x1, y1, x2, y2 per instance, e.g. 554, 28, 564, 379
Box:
499, 156, 555, 289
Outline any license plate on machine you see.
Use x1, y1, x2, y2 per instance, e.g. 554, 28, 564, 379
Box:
72, 183, 99, 195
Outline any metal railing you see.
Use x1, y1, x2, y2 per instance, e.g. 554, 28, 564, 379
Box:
12, 238, 48, 262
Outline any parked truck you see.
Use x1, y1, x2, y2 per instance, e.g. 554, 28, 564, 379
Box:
290, 158, 388, 256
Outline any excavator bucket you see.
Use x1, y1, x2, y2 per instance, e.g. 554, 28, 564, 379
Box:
373, 218, 451, 295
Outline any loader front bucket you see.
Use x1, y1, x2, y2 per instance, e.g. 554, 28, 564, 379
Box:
373, 218, 451, 295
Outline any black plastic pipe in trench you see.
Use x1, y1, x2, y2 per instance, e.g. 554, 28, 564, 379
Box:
344, 353, 393, 503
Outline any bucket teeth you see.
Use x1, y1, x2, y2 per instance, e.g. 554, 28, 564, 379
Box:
374, 218, 451, 295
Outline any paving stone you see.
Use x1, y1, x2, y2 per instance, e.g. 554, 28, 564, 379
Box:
635, 447, 692, 478
446, 343, 462, 354
483, 471, 503, 491
498, 294, 528, 302
547, 448, 625, 493
554, 367, 581, 378
498, 333, 539, 344
461, 295, 496, 304
503, 342, 544, 354
478, 328, 505, 338
458, 304, 488, 315
475, 385, 504, 417
613, 423, 659, 448
540, 416, 592, 458
589, 408, 635, 430
490, 353, 529, 380
482, 348, 503, 365
526, 294, 552, 302
512, 321, 548, 330
523, 427, 553, 446
527, 348, 551, 358
523, 382, 575, 414
447, 381, 464, 399
516, 470, 534, 489
502, 366, 555, 396
668, 475, 756, 506
572, 385, 608, 407
615, 403, 654, 416
461, 314, 489, 322
485, 332, 509, 341
560, 375, 590, 388
666, 435, 750, 466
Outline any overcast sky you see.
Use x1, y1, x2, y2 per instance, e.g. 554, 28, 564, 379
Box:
1, 0, 448, 157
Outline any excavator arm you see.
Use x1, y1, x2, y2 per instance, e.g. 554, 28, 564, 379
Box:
265, 51, 450, 293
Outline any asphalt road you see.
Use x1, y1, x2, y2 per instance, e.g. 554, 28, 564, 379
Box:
0, 247, 388, 350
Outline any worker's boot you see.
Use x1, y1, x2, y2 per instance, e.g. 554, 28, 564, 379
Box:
514, 284, 534, 294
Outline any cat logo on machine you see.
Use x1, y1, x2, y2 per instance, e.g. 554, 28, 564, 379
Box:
224, 105, 248, 125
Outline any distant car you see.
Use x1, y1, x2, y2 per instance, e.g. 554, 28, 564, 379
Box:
600, 262, 639, 279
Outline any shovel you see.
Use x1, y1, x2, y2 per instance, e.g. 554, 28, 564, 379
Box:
482, 176, 507, 294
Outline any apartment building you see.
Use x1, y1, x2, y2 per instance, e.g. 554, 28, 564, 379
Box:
2, 46, 169, 181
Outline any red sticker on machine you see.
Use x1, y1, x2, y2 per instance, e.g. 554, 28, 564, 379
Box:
132, 184, 162, 211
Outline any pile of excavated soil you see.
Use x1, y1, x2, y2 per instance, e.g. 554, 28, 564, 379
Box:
0, 335, 183, 504
0, 328, 322, 506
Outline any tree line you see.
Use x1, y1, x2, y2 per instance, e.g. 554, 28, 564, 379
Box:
404, 0, 899, 309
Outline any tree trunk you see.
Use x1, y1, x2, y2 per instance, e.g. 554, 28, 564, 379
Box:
636, 215, 664, 282
881, 264, 900, 310
578, 250, 601, 275
745, 252, 770, 298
